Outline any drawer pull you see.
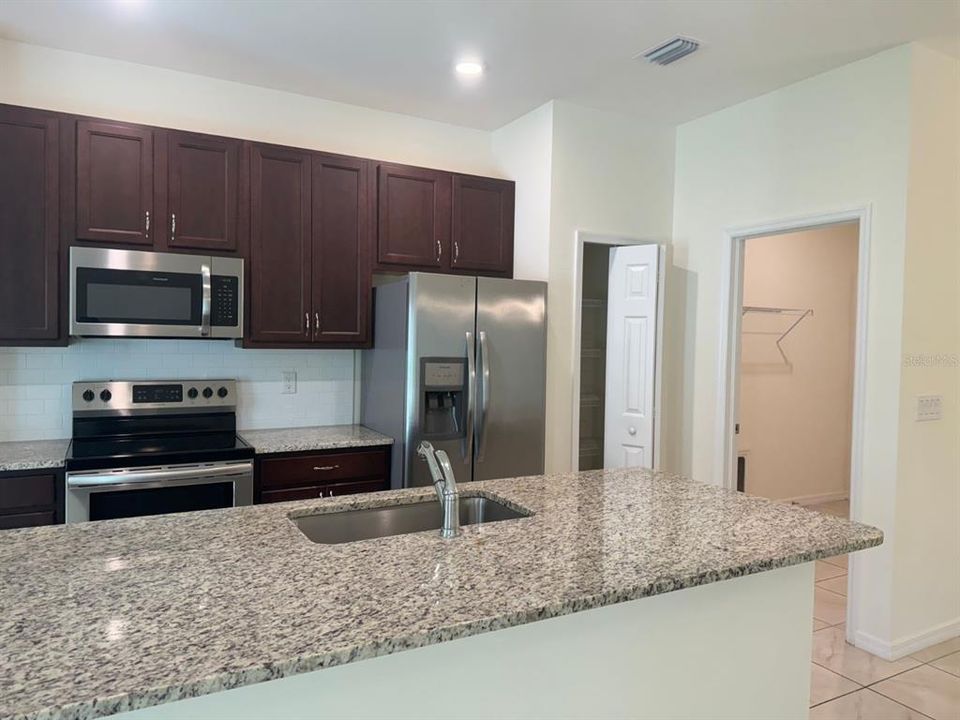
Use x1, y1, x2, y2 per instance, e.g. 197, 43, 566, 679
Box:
313, 465, 340, 471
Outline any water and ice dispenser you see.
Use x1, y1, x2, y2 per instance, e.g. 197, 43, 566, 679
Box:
420, 358, 466, 439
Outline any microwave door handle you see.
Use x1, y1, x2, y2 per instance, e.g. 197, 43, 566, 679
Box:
200, 262, 211, 337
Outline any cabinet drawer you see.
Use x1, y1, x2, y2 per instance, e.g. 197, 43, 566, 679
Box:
260, 478, 387, 504
0, 474, 56, 512
259, 449, 388, 490
0, 510, 55, 530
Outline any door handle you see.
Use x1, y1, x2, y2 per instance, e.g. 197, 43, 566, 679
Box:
628, 426, 637, 436
305, 312, 310, 335
145, 210, 150, 237
200, 263, 211, 337
315, 311, 320, 337
436, 239, 442, 263
454, 241, 460, 264
476, 330, 491, 461
464, 330, 476, 464
171, 213, 176, 241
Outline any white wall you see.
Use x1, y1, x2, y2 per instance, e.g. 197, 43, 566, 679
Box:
0, 38, 505, 439
738, 224, 859, 503
891, 45, 960, 649
491, 102, 554, 282
0, 39, 499, 175
545, 101, 675, 472
671, 43, 960, 657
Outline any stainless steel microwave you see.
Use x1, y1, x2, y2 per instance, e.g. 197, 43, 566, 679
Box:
69, 247, 243, 339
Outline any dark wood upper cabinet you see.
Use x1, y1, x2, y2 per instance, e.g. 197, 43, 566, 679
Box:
312, 153, 371, 345
166, 131, 240, 253
0, 106, 60, 343
451, 175, 514, 275
76, 120, 153, 245
376, 163, 450, 269
248, 143, 313, 344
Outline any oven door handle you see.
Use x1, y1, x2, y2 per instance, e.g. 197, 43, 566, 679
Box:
67, 463, 252, 488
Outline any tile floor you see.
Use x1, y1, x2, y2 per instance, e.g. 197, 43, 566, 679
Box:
806, 500, 960, 719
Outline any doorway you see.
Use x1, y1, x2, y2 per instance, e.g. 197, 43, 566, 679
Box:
716, 207, 871, 642
736, 222, 859, 513
572, 232, 664, 472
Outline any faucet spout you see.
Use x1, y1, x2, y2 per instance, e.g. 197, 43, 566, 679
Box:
416, 441, 461, 538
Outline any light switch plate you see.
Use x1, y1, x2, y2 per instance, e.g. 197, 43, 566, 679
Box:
282, 370, 297, 395
916, 395, 942, 422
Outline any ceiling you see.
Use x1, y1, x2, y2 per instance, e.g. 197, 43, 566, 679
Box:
0, 0, 957, 130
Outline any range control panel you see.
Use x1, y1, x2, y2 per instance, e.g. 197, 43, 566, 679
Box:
73, 379, 237, 414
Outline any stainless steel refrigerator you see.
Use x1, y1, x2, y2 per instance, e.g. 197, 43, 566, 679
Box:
361, 273, 547, 488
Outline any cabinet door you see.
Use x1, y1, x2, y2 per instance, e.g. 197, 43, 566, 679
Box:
76, 120, 153, 245
167, 131, 240, 252
451, 174, 514, 275
248, 143, 312, 343
376, 163, 450, 269
312, 153, 371, 345
0, 107, 60, 342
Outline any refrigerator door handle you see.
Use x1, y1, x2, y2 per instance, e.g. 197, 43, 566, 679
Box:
464, 330, 476, 464
477, 330, 491, 461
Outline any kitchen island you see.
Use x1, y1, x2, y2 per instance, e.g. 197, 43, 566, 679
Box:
0, 468, 881, 720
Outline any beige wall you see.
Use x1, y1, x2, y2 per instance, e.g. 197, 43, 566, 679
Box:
737, 224, 858, 503
891, 45, 960, 646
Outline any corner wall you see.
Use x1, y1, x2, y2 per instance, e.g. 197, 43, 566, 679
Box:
671, 45, 914, 650
672, 43, 960, 657
544, 101, 675, 473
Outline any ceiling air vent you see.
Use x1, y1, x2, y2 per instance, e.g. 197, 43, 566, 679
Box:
640, 36, 699, 66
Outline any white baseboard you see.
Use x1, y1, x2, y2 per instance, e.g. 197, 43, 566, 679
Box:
780, 491, 848, 506
854, 617, 960, 661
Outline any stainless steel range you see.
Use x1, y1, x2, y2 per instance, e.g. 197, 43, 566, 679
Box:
64, 379, 254, 524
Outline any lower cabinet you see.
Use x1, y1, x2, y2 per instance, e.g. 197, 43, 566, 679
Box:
255, 447, 390, 503
0, 471, 63, 529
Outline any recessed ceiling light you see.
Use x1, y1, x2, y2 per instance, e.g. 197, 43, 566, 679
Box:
455, 61, 484, 77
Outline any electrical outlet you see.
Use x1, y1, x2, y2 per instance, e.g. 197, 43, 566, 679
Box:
916, 395, 942, 422
281, 371, 297, 395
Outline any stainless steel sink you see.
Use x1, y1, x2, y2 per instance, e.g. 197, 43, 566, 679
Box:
293, 495, 531, 544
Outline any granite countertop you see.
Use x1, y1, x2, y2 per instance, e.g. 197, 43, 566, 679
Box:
0, 439, 69, 472
0, 468, 882, 720
238, 424, 393, 454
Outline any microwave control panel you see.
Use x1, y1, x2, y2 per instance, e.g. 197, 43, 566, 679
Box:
211, 276, 239, 327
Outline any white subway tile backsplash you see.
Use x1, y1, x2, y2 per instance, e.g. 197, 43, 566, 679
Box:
0, 339, 358, 442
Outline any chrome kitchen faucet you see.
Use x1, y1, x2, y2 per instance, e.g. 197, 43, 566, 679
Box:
417, 441, 460, 538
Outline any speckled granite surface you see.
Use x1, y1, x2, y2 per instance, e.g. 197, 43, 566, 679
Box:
238, 424, 393, 454
0, 468, 881, 720
0, 439, 68, 472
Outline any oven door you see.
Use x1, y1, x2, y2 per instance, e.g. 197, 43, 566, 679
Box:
65, 461, 253, 523
70, 246, 211, 338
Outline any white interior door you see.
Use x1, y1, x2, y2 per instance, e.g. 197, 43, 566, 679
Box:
604, 244, 660, 469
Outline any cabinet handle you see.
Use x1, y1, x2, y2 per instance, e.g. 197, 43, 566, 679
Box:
436, 239, 442, 263
313, 465, 340, 471
454, 241, 460, 264
145, 210, 150, 236
171, 213, 176, 240
314, 311, 320, 336
305, 312, 310, 334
